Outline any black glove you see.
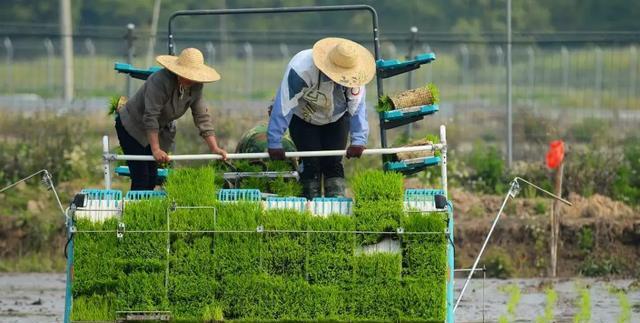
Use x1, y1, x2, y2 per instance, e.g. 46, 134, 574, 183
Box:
346, 145, 365, 159
268, 148, 286, 160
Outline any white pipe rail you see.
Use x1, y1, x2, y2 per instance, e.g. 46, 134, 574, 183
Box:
105, 144, 446, 161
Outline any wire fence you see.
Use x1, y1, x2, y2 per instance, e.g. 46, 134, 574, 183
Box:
1, 25, 639, 161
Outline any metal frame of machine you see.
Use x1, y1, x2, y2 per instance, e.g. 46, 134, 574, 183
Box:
64, 5, 456, 322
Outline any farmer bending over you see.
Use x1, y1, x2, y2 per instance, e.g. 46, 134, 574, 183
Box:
115, 48, 227, 190
267, 38, 375, 198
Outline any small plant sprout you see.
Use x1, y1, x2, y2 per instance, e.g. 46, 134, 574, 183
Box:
573, 286, 591, 323
535, 288, 558, 323
498, 284, 522, 323
616, 291, 631, 323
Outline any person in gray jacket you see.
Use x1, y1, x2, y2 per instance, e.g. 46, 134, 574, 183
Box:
115, 48, 227, 190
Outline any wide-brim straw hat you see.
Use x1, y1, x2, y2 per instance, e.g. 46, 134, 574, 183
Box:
312, 37, 375, 88
156, 48, 221, 83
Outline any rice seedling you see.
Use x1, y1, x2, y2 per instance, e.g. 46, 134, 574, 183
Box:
351, 169, 404, 202
238, 176, 270, 192
107, 95, 119, 116
616, 291, 631, 323
70, 294, 116, 321
498, 284, 522, 323
71, 166, 449, 321
535, 288, 558, 323
268, 176, 303, 196
573, 286, 591, 323
375, 83, 440, 113
402, 212, 447, 279
164, 166, 217, 206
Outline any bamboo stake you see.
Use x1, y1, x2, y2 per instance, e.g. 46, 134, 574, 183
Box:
550, 161, 564, 277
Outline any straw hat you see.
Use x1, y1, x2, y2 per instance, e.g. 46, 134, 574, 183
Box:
156, 48, 221, 83
312, 37, 375, 88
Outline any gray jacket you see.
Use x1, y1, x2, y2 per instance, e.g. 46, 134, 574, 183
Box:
119, 68, 215, 151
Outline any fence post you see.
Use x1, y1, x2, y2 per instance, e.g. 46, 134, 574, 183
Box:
423, 43, 432, 83
126, 23, 136, 98
460, 44, 470, 105
630, 45, 637, 109
279, 43, 289, 63
243, 42, 253, 97
4, 37, 13, 94
205, 41, 216, 66
561, 46, 569, 96
495, 46, 504, 104
44, 38, 55, 95
84, 38, 96, 95
594, 46, 603, 109
527, 46, 535, 107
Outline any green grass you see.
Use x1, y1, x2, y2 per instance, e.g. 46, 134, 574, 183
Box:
0, 252, 66, 272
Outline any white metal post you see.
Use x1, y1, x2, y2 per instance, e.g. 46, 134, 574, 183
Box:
206, 42, 216, 66
495, 46, 504, 105
527, 46, 535, 106
630, 45, 637, 107
561, 46, 569, 96
102, 135, 112, 190
595, 46, 603, 109
440, 125, 448, 197
84, 38, 96, 94
243, 42, 253, 97
3, 37, 13, 94
506, 0, 513, 168
60, 0, 74, 103
44, 38, 55, 94
460, 44, 469, 104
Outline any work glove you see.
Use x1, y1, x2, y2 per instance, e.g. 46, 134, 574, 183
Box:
346, 145, 365, 159
268, 148, 286, 160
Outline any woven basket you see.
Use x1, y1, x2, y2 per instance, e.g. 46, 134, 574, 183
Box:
390, 86, 435, 109
117, 96, 127, 111
396, 138, 435, 161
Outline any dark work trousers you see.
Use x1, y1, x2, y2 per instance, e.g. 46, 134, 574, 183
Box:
289, 113, 350, 181
115, 116, 158, 191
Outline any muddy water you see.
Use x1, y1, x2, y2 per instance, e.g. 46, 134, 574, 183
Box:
0, 273, 65, 323
453, 277, 640, 322
0, 273, 638, 322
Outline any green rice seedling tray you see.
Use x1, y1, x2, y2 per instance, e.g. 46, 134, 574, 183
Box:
65, 168, 455, 322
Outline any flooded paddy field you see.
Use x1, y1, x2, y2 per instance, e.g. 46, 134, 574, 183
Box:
0, 273, 638, 322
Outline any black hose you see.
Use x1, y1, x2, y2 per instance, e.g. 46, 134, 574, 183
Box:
64, 233, 74, 259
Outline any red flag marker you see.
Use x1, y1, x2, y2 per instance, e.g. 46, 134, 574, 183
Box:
546, 140, 565, 169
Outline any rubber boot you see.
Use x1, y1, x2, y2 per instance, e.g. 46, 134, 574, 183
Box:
301, 178, 321, 200
324, 177, 346, 197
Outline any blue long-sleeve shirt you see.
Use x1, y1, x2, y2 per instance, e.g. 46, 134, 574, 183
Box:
267, 86, 369, 149
267, 52, 370, 150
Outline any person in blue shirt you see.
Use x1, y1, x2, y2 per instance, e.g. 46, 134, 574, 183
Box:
267, 37, 375, 198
